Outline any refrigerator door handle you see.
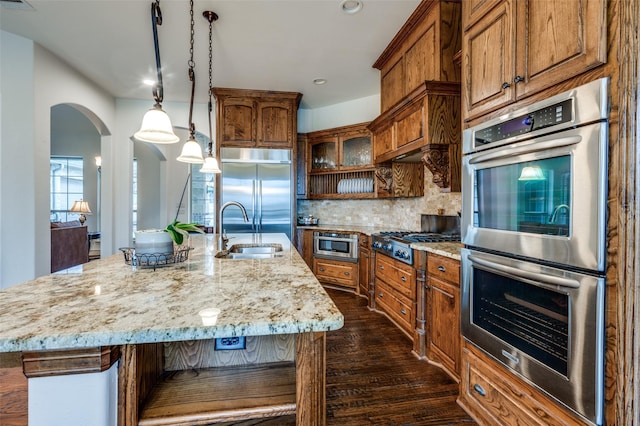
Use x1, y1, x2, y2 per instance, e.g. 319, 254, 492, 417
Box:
258, 180, 263, 231
252, 180, 257, 232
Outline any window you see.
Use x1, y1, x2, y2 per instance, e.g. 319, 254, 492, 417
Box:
191, 166, 216, 227
50, 157, 83, 222
132, 158, 138, 233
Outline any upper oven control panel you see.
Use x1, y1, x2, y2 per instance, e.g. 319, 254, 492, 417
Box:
462, 77, 609, 154
473, 99, 573, 148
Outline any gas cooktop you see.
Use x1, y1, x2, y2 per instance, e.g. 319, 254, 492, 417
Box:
376, 231, 461, 243
371, 231, 461, 265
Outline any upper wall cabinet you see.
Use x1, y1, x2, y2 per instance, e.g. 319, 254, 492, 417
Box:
462, 0, 607, 123
212, 88, 302, 149
373, 1, 462, 113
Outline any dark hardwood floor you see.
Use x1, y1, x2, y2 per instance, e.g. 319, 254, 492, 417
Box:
324, 288, 476, 425
222, 288, 476, 425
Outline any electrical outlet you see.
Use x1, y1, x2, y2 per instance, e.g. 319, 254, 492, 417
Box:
215, 336, 246, 350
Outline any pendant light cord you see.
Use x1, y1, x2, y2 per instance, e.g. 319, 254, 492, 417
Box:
205, 11, 218, 156
187, 0, 196, 139
151, 0, 164, 105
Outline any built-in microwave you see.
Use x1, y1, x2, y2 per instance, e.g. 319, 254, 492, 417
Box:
313, 231, 358, 262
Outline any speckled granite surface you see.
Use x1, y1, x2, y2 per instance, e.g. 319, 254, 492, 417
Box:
0, 234, 344, 353
410, 242, 462, 260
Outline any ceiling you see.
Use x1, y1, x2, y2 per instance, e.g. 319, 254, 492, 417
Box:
0, 0, 421, 109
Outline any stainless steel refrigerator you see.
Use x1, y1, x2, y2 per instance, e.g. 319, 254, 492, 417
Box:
221, 147, 292, 238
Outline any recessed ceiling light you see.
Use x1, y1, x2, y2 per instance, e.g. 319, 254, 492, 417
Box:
143, 79, 155, 86
340, 0, 363, 15
313, 78, 327, 85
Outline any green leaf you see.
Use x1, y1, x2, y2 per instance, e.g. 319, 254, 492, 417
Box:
164, 221, 204, 245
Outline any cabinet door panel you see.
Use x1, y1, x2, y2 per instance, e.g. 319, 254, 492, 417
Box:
381, 59, 404, 111
516, 0, 606, 99
395, 101, 424, 149
463, 0, 515, 121
428, 277, 459, 375
405, 22, 437, 92
258, 102, 292, 148
222, 101, 255, 145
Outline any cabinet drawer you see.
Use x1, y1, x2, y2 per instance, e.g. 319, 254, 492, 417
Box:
460, 344, 587, 426
314, 258, 357, 288
374, 255, 416, 299
375, 280, 414, 335
427, 254, 459, 285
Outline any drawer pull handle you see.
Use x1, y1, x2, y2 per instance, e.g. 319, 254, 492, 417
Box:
501, 81, 511, 90
401, 276, 406, 282
319, 267, 325, 272
473, 384, 486, 397
400, 308, 406, 315
437, 265, 446, 272
344, 271, 350, 276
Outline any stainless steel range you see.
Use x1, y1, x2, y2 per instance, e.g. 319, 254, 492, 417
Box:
371, 232, 461, 265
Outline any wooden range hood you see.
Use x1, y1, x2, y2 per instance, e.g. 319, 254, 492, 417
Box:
367, 81, 461, 192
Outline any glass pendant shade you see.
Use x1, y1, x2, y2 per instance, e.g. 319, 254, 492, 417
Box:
134, 105, 180, 144
199, 154, 221, 173
518, 165, 546, 181
177, 137, 205, 163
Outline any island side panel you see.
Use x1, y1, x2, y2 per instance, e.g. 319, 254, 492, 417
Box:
118, 343, 163, 426
296, 331, 326, 426
0, 352, 28, 425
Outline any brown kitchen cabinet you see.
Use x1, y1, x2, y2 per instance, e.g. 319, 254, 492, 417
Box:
212, 87, 302, 149
306, 123, 376, 199
374, 254, 416, 338
295, 228, 313, 269
358, 234, 371, 300
313, 257, 358, 290
296, 133, 308, 199
426, 253, 460, 381
462, 0, 607, 122
458, 341, 590, 426
374, 1, 462, 113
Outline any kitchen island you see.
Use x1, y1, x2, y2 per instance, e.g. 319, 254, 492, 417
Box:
0, 233, 343, 425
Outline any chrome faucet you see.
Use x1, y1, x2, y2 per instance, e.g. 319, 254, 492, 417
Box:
549, 204, 570, 224
218, 201, 249, 250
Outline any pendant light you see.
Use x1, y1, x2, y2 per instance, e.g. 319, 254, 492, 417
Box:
200, 10, 222, 174
134, 0, 180, 144
177, 0, 205, 164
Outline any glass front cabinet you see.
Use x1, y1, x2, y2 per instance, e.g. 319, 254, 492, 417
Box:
307, 123, 375, 199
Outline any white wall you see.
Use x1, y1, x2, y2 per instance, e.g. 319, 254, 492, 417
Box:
0, 31, 35, 289
298, 94, 380, 133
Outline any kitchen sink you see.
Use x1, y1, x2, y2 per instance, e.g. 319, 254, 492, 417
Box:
217, 243, 284, 259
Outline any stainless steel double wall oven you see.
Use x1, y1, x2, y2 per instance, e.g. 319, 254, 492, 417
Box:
461, 78, 609, 425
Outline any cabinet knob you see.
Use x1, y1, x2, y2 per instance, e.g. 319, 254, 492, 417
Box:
319, 267, 325, 272
501, 81, 511, 90
401, 276, 406, 282
400, 308, 407, 315
514, 75, 524, 83
379, 265, 384, 270
378, 293, 383, 298
473, 383, 486, 397
437, 265, 446, 273
344, 271, 350, 276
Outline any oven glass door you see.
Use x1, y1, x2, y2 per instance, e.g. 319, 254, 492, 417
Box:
461, 249, 604, 424
475, 155, 571, 237
462, 122, 607, 271
317, 238, 350, 254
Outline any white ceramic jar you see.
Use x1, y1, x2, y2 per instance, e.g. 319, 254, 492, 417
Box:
134, 229, 174, 257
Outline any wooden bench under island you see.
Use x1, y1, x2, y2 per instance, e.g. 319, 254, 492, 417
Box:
0, 233, 344, 426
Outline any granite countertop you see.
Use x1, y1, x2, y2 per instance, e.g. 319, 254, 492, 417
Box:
297, 224, 462, 260
0, 233, 344, 353
410, 242, 463, 260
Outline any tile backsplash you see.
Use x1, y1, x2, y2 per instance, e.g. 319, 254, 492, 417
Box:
297, 168, 462, 231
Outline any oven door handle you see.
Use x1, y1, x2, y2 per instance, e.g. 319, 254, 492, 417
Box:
468, 254, 580, 289
468, 135, 581, 165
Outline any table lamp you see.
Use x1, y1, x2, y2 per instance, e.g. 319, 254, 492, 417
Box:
70, 200, 92, 225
